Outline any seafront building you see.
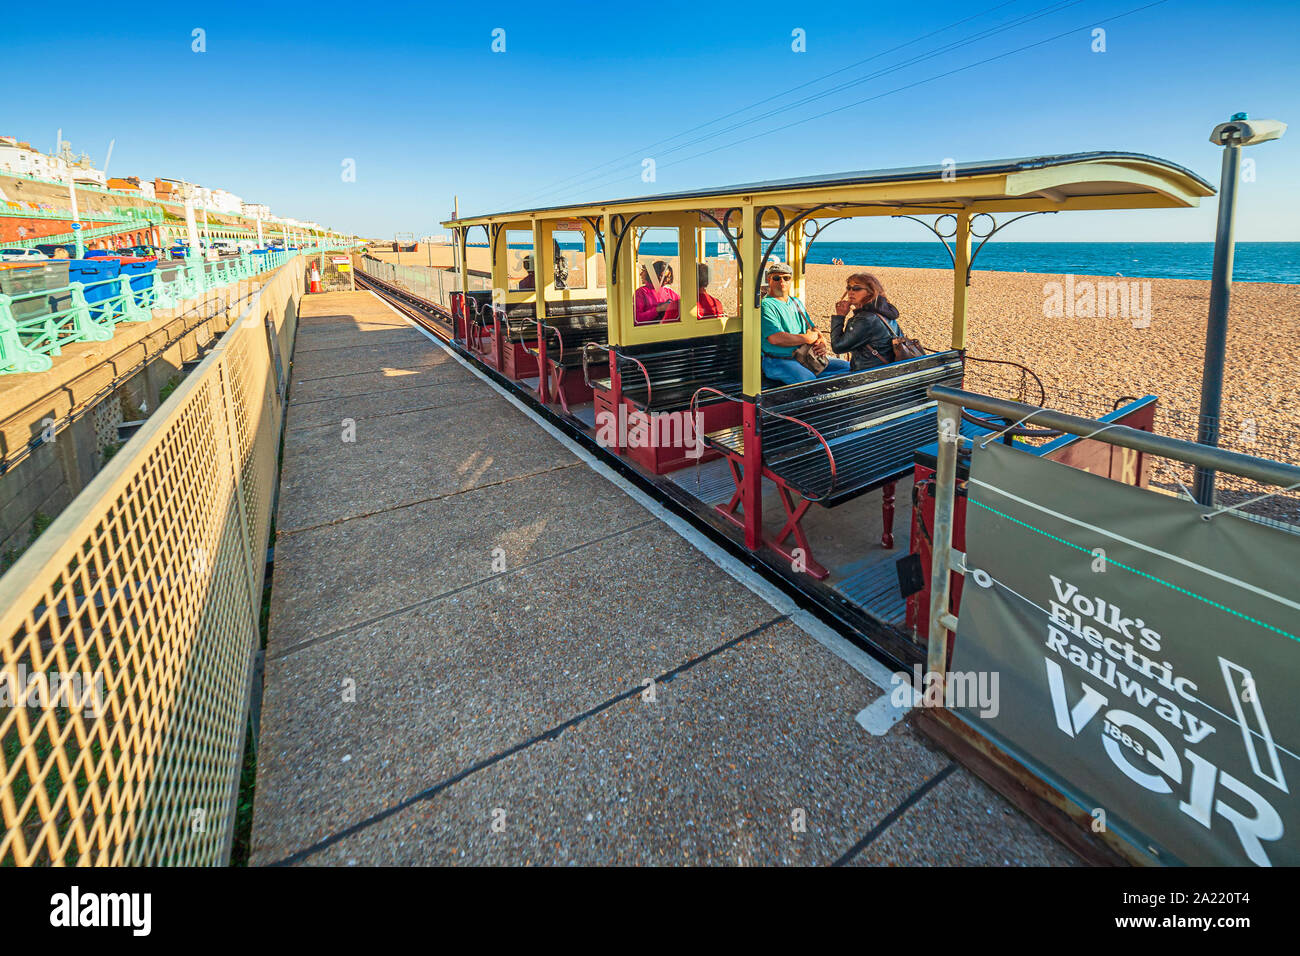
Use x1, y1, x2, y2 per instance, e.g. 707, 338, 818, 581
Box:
0, 132, 314, 242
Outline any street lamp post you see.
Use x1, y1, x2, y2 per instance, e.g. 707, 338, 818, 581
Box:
1193, 113, 1287, 506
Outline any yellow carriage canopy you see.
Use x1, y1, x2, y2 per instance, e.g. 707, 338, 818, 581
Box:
444, 152, 1214, 395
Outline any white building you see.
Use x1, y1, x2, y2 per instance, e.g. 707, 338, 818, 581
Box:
242, 202, 270, 219
0, 138, 69, 181
69, 163, 106, 187
209, 189, 243, 214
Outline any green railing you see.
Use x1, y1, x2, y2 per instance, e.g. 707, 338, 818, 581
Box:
7, 219, 157, 249
0, 245, 352, 374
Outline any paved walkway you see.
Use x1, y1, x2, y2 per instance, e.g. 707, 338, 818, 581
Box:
250, 290, 1078, 866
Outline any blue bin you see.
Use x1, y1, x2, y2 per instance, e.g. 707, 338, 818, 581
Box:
100, 256, 158, 307
67, 258, 123, 320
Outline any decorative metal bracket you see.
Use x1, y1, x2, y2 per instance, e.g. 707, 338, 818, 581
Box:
696, 207, 742, 264
489, 223, 503, 261
892, 211, 1057, 286
755, 205, 826, 308
608, 212, 653, 286
801, 216, 850, 261
751, 203, 891, 306
458, 224, 488, 273
581, 216, 606, 254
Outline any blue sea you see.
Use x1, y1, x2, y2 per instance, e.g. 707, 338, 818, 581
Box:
494, 241, 1300, 283
713, 241, 1300, 284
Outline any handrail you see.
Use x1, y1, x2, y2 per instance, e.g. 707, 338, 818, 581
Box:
581, 341, 610, 389
537, 321, 566, 404
688, 386, 839, 502
1, 244, 357, 374
512, 309, 540, 358
929, 385, 1300, 490
610, 346, 653, 409
468, 301, 493, 353
964, 353, 1047, 408
538, 321, 564, 369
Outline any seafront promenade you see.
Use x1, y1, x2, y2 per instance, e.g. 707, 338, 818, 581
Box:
250, 290, 1077, 866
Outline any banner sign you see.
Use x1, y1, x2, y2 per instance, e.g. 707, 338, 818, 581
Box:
951, 441, 1299, 866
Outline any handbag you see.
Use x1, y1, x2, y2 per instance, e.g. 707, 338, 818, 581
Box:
869, 311, 926, 362
790, 298, 829, 373
892, 336, 926, 360
793, 342, 829, 374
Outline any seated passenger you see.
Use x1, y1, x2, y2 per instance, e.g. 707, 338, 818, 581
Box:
697, 262, 725, 318
829, 273, 905, 371
517, 254, 536, 290
759, 262, 850, 386
634, 260, 680, 324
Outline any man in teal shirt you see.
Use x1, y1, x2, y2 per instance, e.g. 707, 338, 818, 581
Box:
760, 262, 850, 385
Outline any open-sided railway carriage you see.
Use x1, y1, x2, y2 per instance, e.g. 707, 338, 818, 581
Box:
441, 152, 1214, 666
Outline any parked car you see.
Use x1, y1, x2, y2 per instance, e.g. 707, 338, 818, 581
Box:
0, 248, 48, 262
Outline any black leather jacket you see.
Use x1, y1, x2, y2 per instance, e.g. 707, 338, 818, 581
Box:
830, 296, 902, 370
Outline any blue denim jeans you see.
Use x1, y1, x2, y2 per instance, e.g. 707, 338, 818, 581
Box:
762, 355, 851, 386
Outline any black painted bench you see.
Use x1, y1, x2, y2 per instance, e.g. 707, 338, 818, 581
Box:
702, 350, 965, 578
586, 331, 745, 473
589, 331, 743, 413
527, 301, 608, 410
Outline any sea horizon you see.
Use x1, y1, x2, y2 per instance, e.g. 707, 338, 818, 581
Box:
480, 240, 1299, 284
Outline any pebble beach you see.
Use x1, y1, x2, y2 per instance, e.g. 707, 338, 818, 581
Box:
801, 264, 1300, 455
372, 246, 1299, 457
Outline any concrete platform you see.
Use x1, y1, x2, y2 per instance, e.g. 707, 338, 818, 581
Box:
250, 290, 1080, 867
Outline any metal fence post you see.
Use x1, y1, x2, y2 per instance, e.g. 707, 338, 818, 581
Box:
69, 282, 113, 342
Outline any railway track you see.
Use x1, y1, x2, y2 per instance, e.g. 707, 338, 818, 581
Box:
353, 267, 923, 673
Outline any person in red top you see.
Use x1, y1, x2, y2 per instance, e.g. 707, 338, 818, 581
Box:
696, 263, 725, 318
634, 261, 680, 324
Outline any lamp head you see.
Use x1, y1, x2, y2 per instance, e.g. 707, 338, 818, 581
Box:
1210, 114, 1287, 147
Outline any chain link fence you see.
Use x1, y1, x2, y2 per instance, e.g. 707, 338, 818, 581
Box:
0, 255, 305, 865
359, 255, 488, 312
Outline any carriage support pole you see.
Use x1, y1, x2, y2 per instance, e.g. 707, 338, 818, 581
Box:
927, 401, 961, 690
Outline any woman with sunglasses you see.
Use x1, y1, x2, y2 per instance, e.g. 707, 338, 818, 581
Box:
830, 272, 905, 371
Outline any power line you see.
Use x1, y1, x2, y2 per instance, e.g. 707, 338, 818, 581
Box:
515, 0, 1173, 212
495, 0, 1032, 209
512, 0, 1086, 210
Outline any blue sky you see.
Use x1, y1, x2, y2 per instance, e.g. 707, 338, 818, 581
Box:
5, 0, 1298, 241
